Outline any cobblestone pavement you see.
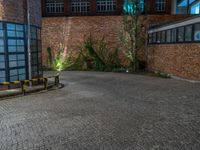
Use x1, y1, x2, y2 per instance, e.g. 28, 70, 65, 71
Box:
0, 71, 200, 150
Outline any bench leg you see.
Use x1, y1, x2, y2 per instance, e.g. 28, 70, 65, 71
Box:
55, 76, 60, 87
44, 78, 48, 90
20, 81, 25, 95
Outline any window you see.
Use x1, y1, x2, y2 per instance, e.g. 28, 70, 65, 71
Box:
46, 0, 64, 14
148, 20, 200, 44
171, 28, 177, 43
166, 30, 171, 43
161, 31, 165, 43
178, 27, 184, 42
97, 0, 116, 12
152, 33, 157, 43
194, 23, 200, 41
0, 21, 42, 83
155, 0, 166, 11
148, 33, 153, 44
156, 32, 161, 43
185, 25, 193, 42
71, 0, 90, 13
7, 23, 24, 38
177, 0, 200, 14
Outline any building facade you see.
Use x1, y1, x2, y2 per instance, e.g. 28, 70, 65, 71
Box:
41, 0, 200, 81
0, 0, 42, 83
147, 16, 200, 80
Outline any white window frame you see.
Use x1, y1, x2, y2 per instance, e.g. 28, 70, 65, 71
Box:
155, 0, 166, 11
71, 0, 90, 13
46, 0, 64, 14
97, 0, 117, 12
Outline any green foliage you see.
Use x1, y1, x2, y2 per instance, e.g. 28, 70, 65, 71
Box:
74, 35, 122, 71
119, 0, 144, 72
54, 46, 74, 71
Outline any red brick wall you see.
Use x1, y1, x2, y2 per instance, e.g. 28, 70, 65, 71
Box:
41, 15, 188, 63
0, 0, 41, 26
147, 43, 200, 80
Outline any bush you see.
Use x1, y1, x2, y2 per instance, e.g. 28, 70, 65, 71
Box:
74, 35, 123, 71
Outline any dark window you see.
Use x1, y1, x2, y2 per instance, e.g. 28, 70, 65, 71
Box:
152, 33, 157, 43
156, 32, 161, 43
97, 0, 116, 12
171, 28, 177, 43
194, 23, 200, 41
46, 0, 64, 14
155, 0, 166, 11
71, 0, 90, 13
178, 27, 184, 42
148, 33, 153, 43
166, 30, 171, 43
161, 31, 165, 43
185, 25, 193, 42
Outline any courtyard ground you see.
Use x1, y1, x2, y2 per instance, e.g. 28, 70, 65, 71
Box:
0, 71, 200, 150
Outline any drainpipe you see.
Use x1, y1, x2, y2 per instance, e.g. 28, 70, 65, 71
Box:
27, 0, 32, 86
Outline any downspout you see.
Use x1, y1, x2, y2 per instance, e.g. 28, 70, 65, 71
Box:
27, 0, 32, 86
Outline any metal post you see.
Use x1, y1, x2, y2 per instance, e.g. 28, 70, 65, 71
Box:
27, 0, 32, 87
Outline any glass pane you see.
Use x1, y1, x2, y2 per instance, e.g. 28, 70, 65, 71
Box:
178, 27, 184, 42
156, 32, 161, 43
10, 76, 18, 81
10, 69, 18, 76
0, 39, 4, 46
18, 61, 25, 66
7, 24, 15, 30
0, 55, 5, 61
17, 46, 25, 52
161, 31, 166, 43
17, 54, 25, 60
0, 71, 5, 77
8, 46, 17, 52
18, 68, 25, 74
16, 25, 23, 31
16, 31, 24, 38
0, 62, 5, 69
0, 30, 4, 37
0, 23, 2, 29
185, 25, 192, 42
0, 78, 6, 82
166, 30, 171, 43
0, 46, 4, 52
17, 40, 24, 46
9, 61, 17, 67
171, 28, 177, 42
19, 74, 25, 80
194, 23, 200, 41
7, 31, 16, 37
8, 39, 16, 46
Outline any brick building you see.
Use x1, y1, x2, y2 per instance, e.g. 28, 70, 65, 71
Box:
41, 0, 200, 81
0, 0, 42, 84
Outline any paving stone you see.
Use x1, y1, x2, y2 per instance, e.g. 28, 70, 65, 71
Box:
0, 71, 200, 150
